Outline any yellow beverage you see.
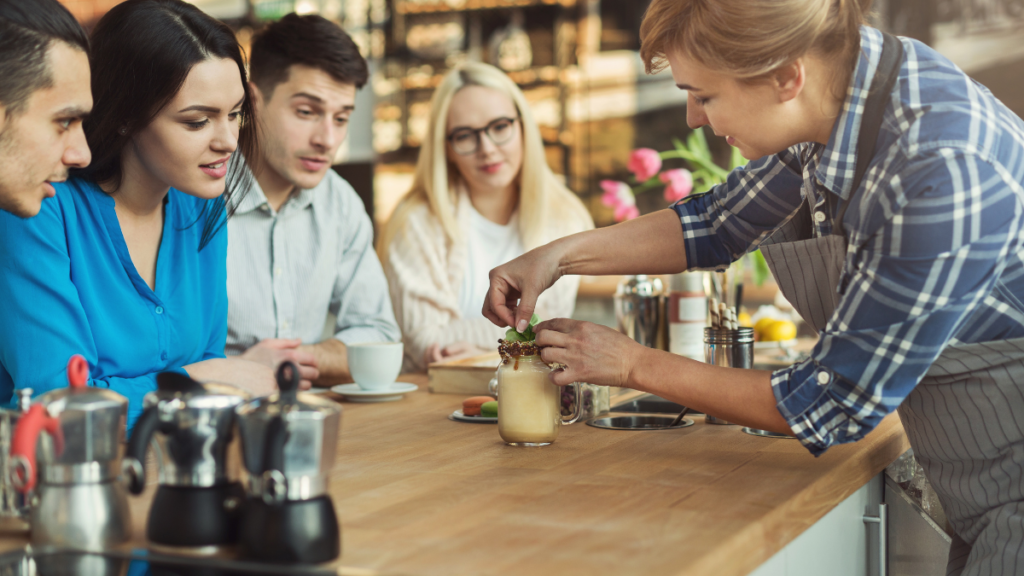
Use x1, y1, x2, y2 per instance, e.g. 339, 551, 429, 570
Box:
497, 355, 560, 446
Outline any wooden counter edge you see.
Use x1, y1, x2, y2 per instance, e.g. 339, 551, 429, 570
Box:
681, 414, 910, 576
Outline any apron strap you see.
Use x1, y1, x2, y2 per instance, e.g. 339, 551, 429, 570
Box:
833, 32, 905, 236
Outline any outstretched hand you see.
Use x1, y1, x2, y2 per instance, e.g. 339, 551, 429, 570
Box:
483, 244, 562, 331
534, 318, 647, 388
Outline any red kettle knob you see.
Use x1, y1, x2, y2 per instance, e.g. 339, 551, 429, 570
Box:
67, 354, 88, 388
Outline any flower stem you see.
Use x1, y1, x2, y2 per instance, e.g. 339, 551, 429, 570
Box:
659, 150, 730, 180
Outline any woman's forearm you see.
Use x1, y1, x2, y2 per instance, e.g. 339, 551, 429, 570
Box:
184, 357, 277, 396
628, 347, 793, 435
553, 209, 689, 277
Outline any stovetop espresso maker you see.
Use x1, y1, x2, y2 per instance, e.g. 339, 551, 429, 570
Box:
9, 355, 132, 551
122, 372, 249, 550
235, 362, 341, 563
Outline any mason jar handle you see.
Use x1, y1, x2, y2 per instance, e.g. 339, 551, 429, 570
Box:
561, 382, 583, 425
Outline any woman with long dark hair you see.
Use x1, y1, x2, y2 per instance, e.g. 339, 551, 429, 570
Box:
0, 0, 279, 427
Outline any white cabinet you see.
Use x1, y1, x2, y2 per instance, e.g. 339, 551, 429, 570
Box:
750, 474, 883, 576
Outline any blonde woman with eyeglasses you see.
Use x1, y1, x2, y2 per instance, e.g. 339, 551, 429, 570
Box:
378, 62, 593, 372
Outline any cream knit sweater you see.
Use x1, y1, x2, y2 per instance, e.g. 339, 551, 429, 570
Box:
383, 191, 592, 372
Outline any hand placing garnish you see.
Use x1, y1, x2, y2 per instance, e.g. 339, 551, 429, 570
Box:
504, 313, 540, 343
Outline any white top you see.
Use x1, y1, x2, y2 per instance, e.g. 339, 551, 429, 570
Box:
458, 202, 525, 320
382, 189, 593, 372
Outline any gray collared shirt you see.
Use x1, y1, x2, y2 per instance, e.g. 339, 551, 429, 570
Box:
225, 170, 400, 355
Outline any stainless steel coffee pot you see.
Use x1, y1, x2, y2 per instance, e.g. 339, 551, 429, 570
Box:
236, 366, 340, 503
614, 275, 666, 349
123, 372, 249, 548
236, 362, 341, 563
10, 355, 131, 551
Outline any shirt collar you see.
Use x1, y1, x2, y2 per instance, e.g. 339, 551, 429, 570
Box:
815, 26, 885, 201
232, 168, 319, 215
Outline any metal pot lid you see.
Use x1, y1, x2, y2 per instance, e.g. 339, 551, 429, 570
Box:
145, 372, 250, 409
237, 390, 340, 421
615, 274, 664, 297
35, 355, 127, 414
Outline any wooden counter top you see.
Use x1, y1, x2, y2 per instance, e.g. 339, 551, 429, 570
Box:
0, 375, 909, 576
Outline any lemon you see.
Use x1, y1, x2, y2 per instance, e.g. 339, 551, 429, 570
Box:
738, 312, 752, 327
753, 317, 777, 337
761, 320, 797, 342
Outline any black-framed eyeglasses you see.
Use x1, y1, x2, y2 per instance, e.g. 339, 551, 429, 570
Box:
446, 117, 518, 155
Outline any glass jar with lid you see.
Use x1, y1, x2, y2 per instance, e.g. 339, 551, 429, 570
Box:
495, 340, 582, 446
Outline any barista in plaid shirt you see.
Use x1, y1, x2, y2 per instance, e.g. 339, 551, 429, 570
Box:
675, 28, 1024, 455
485, 1, 1024, 572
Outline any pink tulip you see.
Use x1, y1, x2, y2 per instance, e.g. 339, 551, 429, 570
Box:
628, 148, 662, 182
600, 180, 639, 221
614, 204, 640, 221
660, 169, 693, 202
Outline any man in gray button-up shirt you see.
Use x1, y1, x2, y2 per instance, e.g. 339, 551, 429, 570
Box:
225, 14, 399, 386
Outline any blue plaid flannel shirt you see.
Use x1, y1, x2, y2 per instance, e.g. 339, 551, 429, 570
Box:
672, 27, 1024, 456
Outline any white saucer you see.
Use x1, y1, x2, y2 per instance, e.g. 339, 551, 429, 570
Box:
449, 409, 497, 424
330, 382, 418, 402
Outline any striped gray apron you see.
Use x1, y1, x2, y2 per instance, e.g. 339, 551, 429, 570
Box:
760, 33, 1024, 575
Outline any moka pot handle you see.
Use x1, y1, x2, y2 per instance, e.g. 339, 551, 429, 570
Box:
10, 404, 63, 493
122, 404, 160, 495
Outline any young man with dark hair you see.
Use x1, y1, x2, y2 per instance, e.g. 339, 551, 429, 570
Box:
226, 14, 400, 386
0, 0, 92, 218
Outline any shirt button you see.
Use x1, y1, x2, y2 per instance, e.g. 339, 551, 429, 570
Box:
282, 320, 290, 330
274, 267, 283, 276
814, 211, 827, 223
160, 352, 168, 361
155, 306, 164, 315
817, 371, 830, 386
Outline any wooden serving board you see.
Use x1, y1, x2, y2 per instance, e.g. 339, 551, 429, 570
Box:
426, 352, 501, 395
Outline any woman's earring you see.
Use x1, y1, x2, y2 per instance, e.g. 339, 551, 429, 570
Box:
118, 127, 127, 136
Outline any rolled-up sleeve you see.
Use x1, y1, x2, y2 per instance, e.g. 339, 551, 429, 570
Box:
671, 147, 808, 270
770, 151, 1024, 455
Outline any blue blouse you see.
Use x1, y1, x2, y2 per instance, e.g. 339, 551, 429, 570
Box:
0, 178, 228, 428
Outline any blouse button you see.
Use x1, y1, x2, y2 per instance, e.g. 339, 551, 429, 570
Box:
816, 371, 830, 385
161, 352, 168, 361
155, 306, 164, 315
814, 211, 827, 223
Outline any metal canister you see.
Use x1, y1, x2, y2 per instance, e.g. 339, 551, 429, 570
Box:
614, 275, 665, 349
703, 327, 754, 425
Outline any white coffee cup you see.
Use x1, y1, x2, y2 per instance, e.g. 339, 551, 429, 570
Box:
348, 342, 404, 391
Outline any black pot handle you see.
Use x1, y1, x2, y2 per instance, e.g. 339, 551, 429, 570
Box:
264, 360, 299, 474
123, 404, 160, 495
275, 361, 300, 403
156, 371, 206, 394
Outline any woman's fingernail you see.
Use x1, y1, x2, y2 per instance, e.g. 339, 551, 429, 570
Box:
517, 319, 528, 332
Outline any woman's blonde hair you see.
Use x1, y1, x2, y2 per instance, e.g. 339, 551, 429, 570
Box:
378, 61, 591, 265
640, 0, 872, 81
